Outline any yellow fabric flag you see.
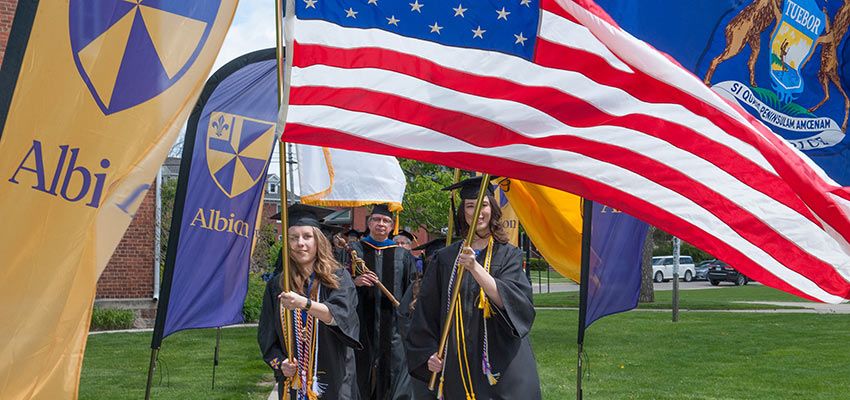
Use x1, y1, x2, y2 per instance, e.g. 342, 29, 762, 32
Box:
0, 2, 237, 399
493, 181, 520, 246
503, 180, 583, 282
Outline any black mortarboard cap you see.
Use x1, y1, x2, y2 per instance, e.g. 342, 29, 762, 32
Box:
412, 237, 447, 255
370, 203, 394, 218
394, 229, 417, 242
345, 228, 362, 238
442, 176, 496, 200
271, 203, 335, 228
320, 223, 345, 236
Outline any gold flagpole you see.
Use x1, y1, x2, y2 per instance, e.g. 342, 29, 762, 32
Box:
445, 168, 461, 246
429, 173, 491, 390
274, 0, 297, 390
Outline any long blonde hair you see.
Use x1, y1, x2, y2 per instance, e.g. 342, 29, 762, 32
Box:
278, 226, 341, 295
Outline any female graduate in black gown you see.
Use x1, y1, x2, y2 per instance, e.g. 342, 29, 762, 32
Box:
405, 177, 542, 400
258, 206, 361, 400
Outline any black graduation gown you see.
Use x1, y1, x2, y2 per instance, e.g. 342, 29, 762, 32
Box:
351, 240, 416, 400
405, 241, 542, 400
258, 268, 362, 400
397, 267, 437, 400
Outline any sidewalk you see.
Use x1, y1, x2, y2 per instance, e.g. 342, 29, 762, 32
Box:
535, 302, 850, 314
732, 301, 850, 314
531, 280, 729, 294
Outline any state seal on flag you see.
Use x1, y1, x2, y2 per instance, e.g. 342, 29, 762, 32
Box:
69, 1, 222, 115
206, 112, 276, 198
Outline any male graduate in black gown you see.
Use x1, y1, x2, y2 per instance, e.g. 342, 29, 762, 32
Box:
396, 237, 446, 400
258, 204, 362, 400
350, 204, 417, 400
405, 177, 541, 400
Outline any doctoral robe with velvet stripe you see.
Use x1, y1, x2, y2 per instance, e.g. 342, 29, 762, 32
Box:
350, 239, 417, 400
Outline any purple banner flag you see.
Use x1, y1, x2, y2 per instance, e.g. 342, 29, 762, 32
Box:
156, 49, 279, 340
583, 203, 649, 330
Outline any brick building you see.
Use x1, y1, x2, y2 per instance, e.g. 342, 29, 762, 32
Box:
0, 0, 159, 326
94, 184, 158, 327
0, 0, 15, 65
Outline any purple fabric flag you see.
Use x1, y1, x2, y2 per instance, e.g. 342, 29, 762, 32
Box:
583, 203, 649, 330
156, 49, 279, 340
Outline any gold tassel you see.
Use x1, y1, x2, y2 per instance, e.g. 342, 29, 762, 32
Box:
437, 376, 445, 399
486, 371, 500, 385
478, 289, 492, 319
393, 211, 400, 236
290, 375, 302, 390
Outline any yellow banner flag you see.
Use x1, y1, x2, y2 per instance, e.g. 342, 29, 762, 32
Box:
0, 2, 237, 398
493, 180, 520, 246
503, 179, 583, 282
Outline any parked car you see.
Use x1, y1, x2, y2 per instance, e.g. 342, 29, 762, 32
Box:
651, 256, 696, 283
707, 261, 749, 286
694, 259, 714, 281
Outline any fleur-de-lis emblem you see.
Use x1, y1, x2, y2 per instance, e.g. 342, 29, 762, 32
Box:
212, 114, 230, 137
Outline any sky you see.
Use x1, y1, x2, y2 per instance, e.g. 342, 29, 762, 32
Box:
171, 2, 287, 179
211, 1, 284, 176
212, 1, 277, 72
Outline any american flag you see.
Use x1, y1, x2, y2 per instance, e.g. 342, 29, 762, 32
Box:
279, 0, 850, 303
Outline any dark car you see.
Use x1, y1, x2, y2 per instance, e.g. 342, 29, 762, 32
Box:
707, 260, 749, 286
694, 260, 713, 281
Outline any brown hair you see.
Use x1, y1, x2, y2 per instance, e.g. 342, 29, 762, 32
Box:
456, 194, 509, 244
278, 226, 341, 295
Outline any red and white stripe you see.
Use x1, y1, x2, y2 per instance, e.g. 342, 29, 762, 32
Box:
280, 0, 850, 302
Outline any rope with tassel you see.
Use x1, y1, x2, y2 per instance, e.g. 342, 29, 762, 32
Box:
437, 246, 465, 400
292, 284, 323, 399
437, 237, 498, 399
477, 237, 500, 385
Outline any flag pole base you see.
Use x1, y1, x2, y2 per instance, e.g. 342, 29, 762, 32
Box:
144, 347, 159, 400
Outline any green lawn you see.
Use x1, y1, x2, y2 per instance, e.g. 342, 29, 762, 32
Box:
533, 310, 850, 399
81, 302, 849, 399
529, 269, 576, 285
533, 285, 809, 310
80, 327, 271, 400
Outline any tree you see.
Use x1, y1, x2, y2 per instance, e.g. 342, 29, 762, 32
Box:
397, 159, 458, 234
159, 177, 178, 273
651, 228, 713, 263
639, 226, 655, 303
251, 221, 280, 274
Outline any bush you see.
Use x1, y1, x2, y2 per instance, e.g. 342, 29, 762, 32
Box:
90, 308, 135, 331
242, 273, 266, 323
527, 257, 549, 272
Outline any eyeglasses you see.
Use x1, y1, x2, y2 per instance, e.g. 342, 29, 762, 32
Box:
369, 216, 394, 225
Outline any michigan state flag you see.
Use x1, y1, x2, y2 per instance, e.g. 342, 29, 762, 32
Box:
0, 2, 237, 398
598, 0, 850, 184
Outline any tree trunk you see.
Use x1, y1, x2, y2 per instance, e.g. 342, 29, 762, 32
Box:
639, 226, 656, 303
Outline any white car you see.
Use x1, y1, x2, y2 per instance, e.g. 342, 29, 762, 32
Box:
652, 256, 696, 283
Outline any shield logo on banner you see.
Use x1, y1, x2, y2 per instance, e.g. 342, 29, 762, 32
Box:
69, 1, 221, 115
768, 0, 825, 99
206, 112, 276, 198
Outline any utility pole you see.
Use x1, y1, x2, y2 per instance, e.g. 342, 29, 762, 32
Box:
672, 237, 681, 322
285, 142, 297, 199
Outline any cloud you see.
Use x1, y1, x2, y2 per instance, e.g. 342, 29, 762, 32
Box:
213, 1, 277, 72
